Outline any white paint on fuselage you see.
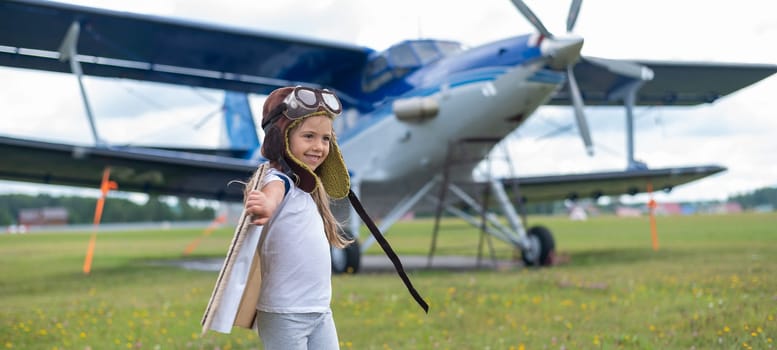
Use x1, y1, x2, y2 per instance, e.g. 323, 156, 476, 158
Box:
340, 61, 560, 184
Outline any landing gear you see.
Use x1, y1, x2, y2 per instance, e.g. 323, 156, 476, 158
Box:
521, 225, 556, 267
331, 234, 361, 274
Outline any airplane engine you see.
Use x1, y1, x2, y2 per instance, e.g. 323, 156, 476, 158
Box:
392, 96, 439, 122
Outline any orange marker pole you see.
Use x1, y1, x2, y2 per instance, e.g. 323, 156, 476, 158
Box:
646, 182, 659, 251
183, 213, 227, 256
83, 167, 118, 274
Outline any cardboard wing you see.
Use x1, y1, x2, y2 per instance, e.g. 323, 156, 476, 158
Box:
201, 164, 268, 334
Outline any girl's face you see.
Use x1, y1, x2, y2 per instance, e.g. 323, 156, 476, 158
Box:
288, 115, 332, 171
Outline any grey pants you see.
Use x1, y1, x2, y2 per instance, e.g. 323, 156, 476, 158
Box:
255, 311, 340, 350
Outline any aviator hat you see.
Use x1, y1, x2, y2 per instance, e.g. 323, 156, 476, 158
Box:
260, 86, 350, 199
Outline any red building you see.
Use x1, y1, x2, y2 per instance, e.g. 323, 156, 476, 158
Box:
18, 207, 69, 226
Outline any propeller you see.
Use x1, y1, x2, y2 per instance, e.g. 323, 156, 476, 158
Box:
510, 0, 594, 155
511, 1, 657, 157
510, 0, 553, 38
566, 0, 583, 32
566, 65, 593, 155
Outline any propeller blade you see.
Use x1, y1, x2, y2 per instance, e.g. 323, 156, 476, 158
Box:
583, 56, 655, 81
510, 0, 554, 38
566, 65, 594, 156
566, 0, 583, 32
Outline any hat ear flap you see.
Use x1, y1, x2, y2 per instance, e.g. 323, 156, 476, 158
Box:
316, 138, 350, 199
261, 124, 285, 161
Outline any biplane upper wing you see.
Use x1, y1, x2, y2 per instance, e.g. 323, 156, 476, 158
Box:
2, 1, 774, 106
551, 57, 777, 106
0, 0, 371, 96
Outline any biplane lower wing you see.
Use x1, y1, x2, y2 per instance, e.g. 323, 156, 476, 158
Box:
0, 135, 256, 201
502, 165, 726, 203
0, 134, 724, 205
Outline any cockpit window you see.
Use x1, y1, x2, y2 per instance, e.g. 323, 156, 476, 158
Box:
388, 44, 418, 68
362, 40, 463, 92
436, 41, 463, 56
365, 55, 388, 77
412, 41, 442, 64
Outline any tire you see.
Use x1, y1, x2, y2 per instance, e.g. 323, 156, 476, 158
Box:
331, 237, 361, 274
521, 225, 556, 267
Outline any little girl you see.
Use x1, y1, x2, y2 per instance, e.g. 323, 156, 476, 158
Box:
243, 86, 351, 350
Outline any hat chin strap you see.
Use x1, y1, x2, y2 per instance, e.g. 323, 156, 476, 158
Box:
347, 190, 429, 313
281, 155, 317, 193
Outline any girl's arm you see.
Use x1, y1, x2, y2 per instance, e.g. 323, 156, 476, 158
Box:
244, 180, 286, 225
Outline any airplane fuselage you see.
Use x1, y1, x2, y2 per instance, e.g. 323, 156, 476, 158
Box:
336, 35, 567, 186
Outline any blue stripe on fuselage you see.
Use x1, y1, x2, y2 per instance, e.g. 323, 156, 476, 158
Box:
528, 69, 566, 84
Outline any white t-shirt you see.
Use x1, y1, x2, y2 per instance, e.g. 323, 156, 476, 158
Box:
256, 168, 332, 313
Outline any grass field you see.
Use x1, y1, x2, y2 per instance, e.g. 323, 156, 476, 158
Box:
1, 212, 775, 349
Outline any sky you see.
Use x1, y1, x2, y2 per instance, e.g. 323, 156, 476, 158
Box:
1, 0, 776, 204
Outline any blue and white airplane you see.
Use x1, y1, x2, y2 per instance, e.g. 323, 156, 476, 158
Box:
1, 0, 775, 271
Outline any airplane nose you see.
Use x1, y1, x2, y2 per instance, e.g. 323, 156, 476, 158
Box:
541, 35, 584, 69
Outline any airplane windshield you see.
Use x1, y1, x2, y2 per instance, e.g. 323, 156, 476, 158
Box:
362, 40, 463, 92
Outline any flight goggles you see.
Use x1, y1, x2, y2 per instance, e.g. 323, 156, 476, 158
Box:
263, 86, 342, 129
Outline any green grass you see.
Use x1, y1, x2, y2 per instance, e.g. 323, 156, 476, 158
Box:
1, 212, 776, 349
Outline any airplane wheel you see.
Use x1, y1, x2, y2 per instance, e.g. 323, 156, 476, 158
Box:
331, 236, 361, 274
521, 225, 556, 267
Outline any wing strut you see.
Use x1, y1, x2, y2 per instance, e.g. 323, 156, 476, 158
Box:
609, 80, 648, 170
58, 21, 103, 145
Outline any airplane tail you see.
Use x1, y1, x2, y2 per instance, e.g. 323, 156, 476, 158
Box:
221, 91, 262, 160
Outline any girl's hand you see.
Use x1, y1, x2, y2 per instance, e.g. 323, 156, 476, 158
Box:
244, 180, 285, 225
245, 190, 275, 225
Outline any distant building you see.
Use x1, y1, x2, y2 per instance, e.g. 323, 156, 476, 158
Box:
655, 202, 683, 216
709, 202, 743, 214
615, 206, 642, 217
18, 207, 69, 226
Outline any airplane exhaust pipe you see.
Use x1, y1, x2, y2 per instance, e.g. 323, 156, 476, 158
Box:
393, 96, 439, 122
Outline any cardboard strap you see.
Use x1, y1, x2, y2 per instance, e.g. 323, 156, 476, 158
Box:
347, 190, 429, 313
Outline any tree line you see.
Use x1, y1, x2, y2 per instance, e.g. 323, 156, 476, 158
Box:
1, 186, 774, 226
0, 193, 215, 226
728, 186, 777, 210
